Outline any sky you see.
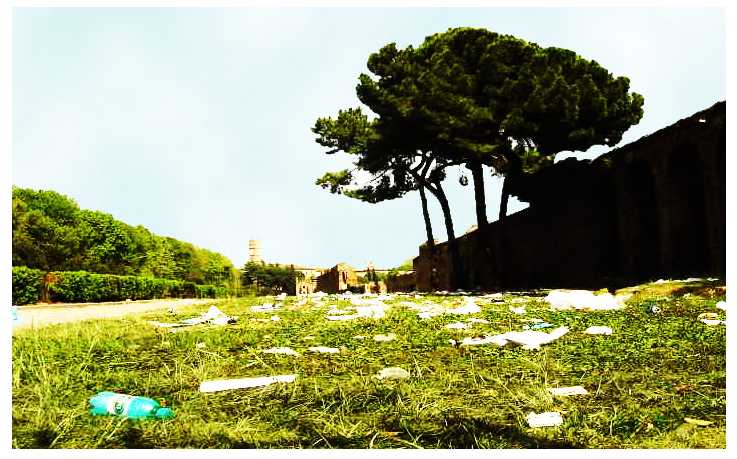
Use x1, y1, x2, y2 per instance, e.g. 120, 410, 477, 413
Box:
11, 6, 726, 269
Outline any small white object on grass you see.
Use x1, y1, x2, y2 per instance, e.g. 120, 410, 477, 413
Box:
307, 346, 340, 354
445, 322, 469, 329
526, 411, 563, 428
509, 306, 526, 315
199, 374, 296, 393
466, 318, 490, 324
584, 326, 613, 335
376, 367, 410, 380
716, 301, 726, 311
262, 347, 300, 356
548, 386, 589, 396
373, 333, 397, 342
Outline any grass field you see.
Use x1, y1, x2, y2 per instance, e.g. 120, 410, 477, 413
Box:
11, 280, 726, 449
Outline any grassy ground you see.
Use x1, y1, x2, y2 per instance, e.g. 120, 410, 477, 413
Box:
11, 280, 726, 449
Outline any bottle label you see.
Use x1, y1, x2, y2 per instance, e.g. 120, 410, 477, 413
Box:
106, 394, 134, 416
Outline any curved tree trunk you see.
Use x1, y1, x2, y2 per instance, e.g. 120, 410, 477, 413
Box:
431, 179, 464, 291
418, 185, 434, 247
468, 160, 488, 227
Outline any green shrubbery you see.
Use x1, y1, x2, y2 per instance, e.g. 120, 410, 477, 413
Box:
12, 267, 230, 304
12, 266, 45, 305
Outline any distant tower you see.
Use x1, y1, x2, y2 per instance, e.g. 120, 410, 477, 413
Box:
248, 240, 262, 263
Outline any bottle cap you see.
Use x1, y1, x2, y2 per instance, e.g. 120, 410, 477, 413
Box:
156, 407, 175, 419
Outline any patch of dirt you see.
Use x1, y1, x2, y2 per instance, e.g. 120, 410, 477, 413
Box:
13, 298, 220, 330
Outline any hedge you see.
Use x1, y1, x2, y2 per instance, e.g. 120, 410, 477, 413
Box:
11, 267, 231, 304
12, 266, 45, 305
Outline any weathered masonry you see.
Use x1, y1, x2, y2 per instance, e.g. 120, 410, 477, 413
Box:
414, 101, 726, 291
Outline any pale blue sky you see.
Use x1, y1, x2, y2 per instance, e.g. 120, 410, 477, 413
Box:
12, 7, 725, 269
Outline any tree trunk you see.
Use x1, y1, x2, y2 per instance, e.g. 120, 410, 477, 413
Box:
468, 160, 488, 227
418, 185, 434, 247
432, 179, 464, 290
499, 175, 510, 221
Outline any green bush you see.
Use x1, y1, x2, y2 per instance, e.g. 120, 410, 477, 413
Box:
12, 266, 45, 305
45, 271, 228, 303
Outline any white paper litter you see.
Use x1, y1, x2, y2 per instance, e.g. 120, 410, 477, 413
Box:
157, 306, 237, 328
199, 374, 297, 393
584, 326, 613, 335
716, 301, 726, 311
262, 347, 300, 356
700, 319, 725, 326
307, 346, 340, 354
251, 303, 277, 312
445, 322, 469, 329
460, 327, 569, 350
548, 386, 589, 396
527, 411, 563, 428
148, 321, 190, 328
270, 315, 280, 322
373, 333, 397, 342
376, 367, 410, 380
509, 306, 526, 315
545, 290, 630, 311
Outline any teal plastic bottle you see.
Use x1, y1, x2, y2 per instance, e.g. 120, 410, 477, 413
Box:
89, 392, 174, 420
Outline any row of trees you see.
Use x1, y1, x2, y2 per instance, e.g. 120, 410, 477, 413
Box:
313, 27, 644, 289
240, 261, 304, 295
12, 187, 237, 287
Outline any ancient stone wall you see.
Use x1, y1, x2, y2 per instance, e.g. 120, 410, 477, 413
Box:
316, 263, 359, 293
414, 101, 726, 291
385, 272, 416, 292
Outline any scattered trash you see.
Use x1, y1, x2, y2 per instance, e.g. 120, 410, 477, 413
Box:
270, 315, 280, 322
445, 322, 469, 329
524, 322, 553, 330
509, 306, 526, 315
684, 417, 713, 426
698, 312, 725, 325
545, 290, 630, 311
716, 301, 726, 311
448, 339, 457, 346
373, 333, 397, 342
584, 326, 613, 335
376, 367, 410, 380
548, 386, 589, 397
353, 335, 366, 340
195, 342, 206, 349
251, 303, 277, 312
307, 346, 340, 354
461, 327, 569, 350
526, 411, 563, 428
453, 298, 481, 315
199, 374, 297, 393
89, 391, 174, 419
275, 293, 287, 301
177, 306, 237, 326
262, 347, 300, 356
654, 279, 668, 284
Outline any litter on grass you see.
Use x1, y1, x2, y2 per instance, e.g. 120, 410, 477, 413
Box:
524, 322, 553, 330
684, 418, 713, 426
262, 347, 300, 356
251, 303, 278, 312
376, 367, 410, 380
584, 326, 613, 335
373, 333, 397, 342
199, 374, 297, 393
698, 312, 725, 326
716, 301, 726, 311
461, 327, 569, 350
445, 322, 469, 329
548, 386, 589, 397
150, 306, 237, 329
307, 346, 340, 354
545, 289, 630, 311
527, 411, 563, 428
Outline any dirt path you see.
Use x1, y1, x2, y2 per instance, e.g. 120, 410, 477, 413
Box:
13, 298, 223, 330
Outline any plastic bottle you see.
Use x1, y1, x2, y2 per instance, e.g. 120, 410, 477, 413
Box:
89, 391, 174, 420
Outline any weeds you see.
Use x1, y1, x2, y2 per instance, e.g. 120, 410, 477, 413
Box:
12, 280, 726, 448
